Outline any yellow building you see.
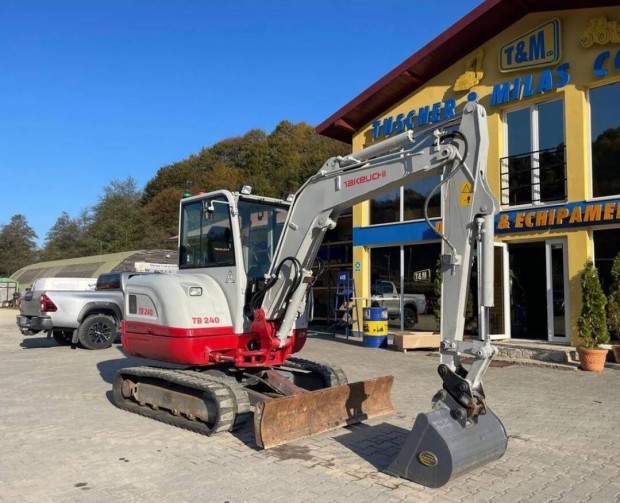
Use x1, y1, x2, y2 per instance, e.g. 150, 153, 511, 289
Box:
317, 0, 620, 346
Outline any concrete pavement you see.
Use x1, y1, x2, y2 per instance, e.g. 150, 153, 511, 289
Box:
1, 308, 619, 503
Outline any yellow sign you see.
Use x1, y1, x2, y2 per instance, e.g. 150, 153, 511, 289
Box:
460, 182, 472, 206
500, 19, 561, 73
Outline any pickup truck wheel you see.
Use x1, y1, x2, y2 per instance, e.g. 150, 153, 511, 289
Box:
52, 330, 72, 346
403, 306, 418, 329
78, 314, 117, 350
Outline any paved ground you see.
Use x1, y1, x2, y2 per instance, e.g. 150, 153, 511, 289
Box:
1, 308, 619, 503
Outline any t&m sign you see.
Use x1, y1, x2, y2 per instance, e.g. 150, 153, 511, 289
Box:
500, 19, 561, 73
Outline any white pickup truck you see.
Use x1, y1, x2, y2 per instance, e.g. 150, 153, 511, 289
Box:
16, 272, 147, 350
372, 280, 427, 329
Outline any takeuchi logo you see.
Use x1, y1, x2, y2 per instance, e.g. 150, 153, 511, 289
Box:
500, 19, 561, 73
343, 170, 387, 188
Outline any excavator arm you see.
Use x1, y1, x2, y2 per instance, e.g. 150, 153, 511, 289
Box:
254, 102, 507, 486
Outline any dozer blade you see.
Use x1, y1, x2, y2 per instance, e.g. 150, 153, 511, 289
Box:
385, 406, 507, 488
254, 375, 394, 449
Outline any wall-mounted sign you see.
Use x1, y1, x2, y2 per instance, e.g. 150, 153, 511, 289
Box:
592, 49, 620, 78
413, 269, 431, 282
500, 19, 561, 73
490, 64, 570, 107
495, 198, 620, 234
354, 199, 620, 247
371, 98, 459, 140
581, 16, 620, 48
134, 262, 178, 273
454, 50, 485, 92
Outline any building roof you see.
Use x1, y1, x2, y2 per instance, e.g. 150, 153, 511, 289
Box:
316, 0, 619, 143
11, 249, 178, 289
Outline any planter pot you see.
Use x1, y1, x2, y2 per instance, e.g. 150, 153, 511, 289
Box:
577, 347, 608, 372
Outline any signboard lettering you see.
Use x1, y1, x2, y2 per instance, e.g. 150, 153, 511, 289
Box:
500, 19, 561, 72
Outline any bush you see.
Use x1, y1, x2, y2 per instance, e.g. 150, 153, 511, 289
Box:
606, 253, 620, 341
577, 259, 610, 348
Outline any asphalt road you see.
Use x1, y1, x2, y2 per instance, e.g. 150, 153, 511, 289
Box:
1, 308, 619, 503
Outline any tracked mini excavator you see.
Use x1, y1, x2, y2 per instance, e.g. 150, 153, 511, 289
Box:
113, 102, 507, 487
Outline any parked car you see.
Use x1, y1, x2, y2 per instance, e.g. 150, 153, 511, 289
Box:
371, 280, 427, 329
17, 272, 148, 349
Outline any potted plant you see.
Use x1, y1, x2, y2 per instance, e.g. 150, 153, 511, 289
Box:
606, 252, 620, 363
577, 259, 610, 371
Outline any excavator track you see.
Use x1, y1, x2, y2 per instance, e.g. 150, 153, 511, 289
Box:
282, 357, 348, 387
112, 366, 251, 436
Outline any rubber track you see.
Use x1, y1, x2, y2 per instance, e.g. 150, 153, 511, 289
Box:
282, 357, 348, 387
113, 366, 251, 436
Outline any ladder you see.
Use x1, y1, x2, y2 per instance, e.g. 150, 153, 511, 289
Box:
333, 270, 358, 338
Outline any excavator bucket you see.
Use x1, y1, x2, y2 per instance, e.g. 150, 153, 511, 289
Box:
254, 375, 394, 449
385, 406, 507, 488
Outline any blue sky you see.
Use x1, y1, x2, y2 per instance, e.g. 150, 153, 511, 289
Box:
0, 0, 482, 246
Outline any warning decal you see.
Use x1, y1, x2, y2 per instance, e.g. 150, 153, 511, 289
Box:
460, 182, 473, 206
226, 270, 235, 283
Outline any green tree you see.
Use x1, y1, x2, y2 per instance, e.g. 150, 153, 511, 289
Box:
0, 214, 38, 276
142, 121, 350, 207
40, 212, 84, 261
142, 187, 185, 247
89, 177, 147, 253
606, 253, 620, 341
577, 259, 609, 348
267, 121, 350, 195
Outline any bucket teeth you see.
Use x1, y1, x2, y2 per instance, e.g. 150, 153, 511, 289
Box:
254, 375, 394, 449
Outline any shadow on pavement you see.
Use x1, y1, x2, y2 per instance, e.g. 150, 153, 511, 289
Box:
20, 336, 60, 349
307, 329, 366, 347
334, 421, 411, 471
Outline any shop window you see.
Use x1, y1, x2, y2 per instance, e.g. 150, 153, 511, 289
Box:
403, 177, 441, 221
590, 82, 620, 198
370, 243, 441, 329
370, 177, 441, 225
593, 228, 620, 292
500, 99, 566, 206
370, 189, 400, 225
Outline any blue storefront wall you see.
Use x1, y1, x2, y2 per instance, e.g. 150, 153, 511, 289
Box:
354, 197, 620, 247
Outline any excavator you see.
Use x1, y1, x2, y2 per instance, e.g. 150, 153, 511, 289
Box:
113, 102, 507, 488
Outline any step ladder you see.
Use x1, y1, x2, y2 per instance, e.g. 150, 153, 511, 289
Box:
333, 270, 358, 338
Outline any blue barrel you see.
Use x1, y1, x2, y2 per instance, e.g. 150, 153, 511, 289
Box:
363, 307, 388, 348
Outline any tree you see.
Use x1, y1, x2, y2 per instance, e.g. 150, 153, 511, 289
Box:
89, 177, 147, 253
577, 259, 609, 348
142, 121, 350, 207
142, 187, 184, 248
0, 214, 38, 276
267, 121, 349, 195
40, 212, 84, 261
606, 252, 620, 341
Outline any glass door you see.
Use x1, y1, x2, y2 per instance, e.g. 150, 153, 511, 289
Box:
546, 239, 568, 342
488, 243, 510, 340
